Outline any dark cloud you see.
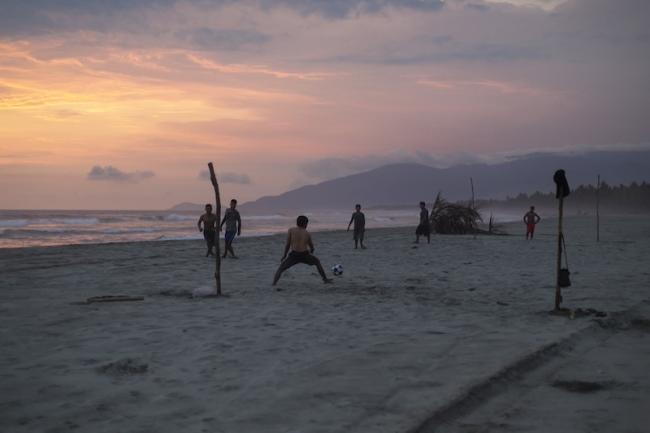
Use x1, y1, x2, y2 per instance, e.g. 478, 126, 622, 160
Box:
198, 170, 252, 184
87, 165, 155, 183
464, 3, 490, 12
174, 27, 271, 51
0, 0, 176, 36
0, 0, 445, 37
266, 0, 445, 18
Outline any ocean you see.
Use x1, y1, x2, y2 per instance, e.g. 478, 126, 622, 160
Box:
0, 209, 434, 249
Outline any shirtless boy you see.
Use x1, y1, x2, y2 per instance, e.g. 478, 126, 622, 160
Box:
220, 199, 241, 258
415, 201, 431, 244
197, 204, 218, 256
272, 215, 333, 286
347, 204, 366, 249
523, 206, 541, 240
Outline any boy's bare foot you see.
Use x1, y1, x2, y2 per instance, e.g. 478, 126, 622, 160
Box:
361, 245, 366, 249
323, 278, 334, 284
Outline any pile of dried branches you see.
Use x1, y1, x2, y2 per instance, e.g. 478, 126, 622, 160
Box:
429, 193, 483, 234
487, 213, 506, 235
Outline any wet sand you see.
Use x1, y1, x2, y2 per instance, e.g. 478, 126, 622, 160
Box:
1, 216, 649, 432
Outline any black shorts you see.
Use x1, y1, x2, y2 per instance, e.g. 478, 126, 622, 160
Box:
416, 224, 430, 236
353, 227, 365, 241
203, 230, 216, 243
280, 251, 319, 271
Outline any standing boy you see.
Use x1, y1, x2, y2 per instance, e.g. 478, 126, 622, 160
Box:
523, 206, 541, 239
197, 204, 218, 257
220, 199, 241, 258
273, 215, 332, 286
415, 201, 431, 244
347, 204, 366, 249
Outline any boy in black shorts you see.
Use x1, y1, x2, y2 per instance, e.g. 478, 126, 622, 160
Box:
273, 215, 333, 286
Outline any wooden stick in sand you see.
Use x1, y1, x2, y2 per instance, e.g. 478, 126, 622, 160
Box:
470, 177, 475, 209
553, 169, 571, 311
208, 162, 222, 296
555, 194, 564, 310
596, 174, 600, 242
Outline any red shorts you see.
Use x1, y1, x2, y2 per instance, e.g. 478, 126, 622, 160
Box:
526, 223, 536, 234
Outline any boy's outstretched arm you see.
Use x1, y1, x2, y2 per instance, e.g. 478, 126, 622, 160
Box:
347, 214, 354, 231
237, 213, 242, 235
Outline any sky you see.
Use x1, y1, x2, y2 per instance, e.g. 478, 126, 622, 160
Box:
0, 0, 648, 209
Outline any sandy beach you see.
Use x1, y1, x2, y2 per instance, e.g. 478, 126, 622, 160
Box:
1, 216, 649, 433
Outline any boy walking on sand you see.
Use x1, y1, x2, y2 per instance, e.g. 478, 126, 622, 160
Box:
220, 199, 241, 258
273, 215, 333, 286
197, 204, 218, 257
347, 204, 366, 249
415, 201, 430, 244
523, 206, 541, 239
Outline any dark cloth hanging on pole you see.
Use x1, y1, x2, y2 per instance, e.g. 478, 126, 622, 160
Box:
553, 169, 570, 199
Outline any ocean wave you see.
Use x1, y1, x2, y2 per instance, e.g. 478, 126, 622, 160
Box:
98, 216, 133, 223
0, 228, 90, 238
138, 215, 166, 221
0, 219, 29, 228
101, 227, 160, 234
163, 214, 196, 222
156, 234, 202, 241
30, 217, 100, 225
245, 214, 291, 220
372, 216, 394, 222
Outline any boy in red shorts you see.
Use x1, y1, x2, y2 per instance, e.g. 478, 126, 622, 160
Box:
523, 206, 541, 240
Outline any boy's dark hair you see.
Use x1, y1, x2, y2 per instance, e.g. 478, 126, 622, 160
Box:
530, 206, 535, 210
231, 199, 237, 204
419, 201, 426, 206
296, 215, 309, 228
205, 203, 212, 208
355, 204, 361, 208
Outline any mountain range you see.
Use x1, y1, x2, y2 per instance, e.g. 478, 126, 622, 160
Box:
170, 150, 650, 213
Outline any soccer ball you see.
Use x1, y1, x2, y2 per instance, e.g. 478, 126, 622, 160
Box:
331, 264, 344, 276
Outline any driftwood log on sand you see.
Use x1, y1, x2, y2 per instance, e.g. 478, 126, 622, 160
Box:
84, 295, 144, 304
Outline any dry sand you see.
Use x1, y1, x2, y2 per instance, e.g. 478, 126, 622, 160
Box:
1, 216, 649, 433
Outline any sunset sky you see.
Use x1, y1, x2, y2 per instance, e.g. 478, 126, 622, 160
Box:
1, 0, 648, 209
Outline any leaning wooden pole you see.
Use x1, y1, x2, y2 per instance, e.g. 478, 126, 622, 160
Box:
596, 174, 600, 242
208, 162, 222, 295
555, 195, 564, 310
470, 177, 475, 209
470, 177, 477, 237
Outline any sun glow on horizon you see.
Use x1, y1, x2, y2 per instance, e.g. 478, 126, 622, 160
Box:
1, 0, 648, 209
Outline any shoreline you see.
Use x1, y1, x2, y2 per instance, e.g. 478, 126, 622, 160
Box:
0, 213, 619, 251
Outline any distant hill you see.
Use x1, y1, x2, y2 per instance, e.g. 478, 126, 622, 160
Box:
238, 150, 650, 212
167, 202, 204, 212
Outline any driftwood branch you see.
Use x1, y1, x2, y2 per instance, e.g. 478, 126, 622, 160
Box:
208, 162, 222, 295
429, 192, 483, 234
